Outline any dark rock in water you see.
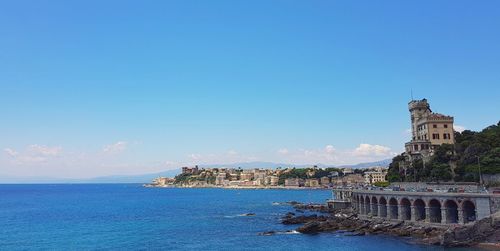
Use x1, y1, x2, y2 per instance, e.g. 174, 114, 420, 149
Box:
297, 221, 322, 234
421, 236, 441, 245
282, 214, 327, 225
258, 231, 275, 236
388, 221, 404, 229
345, 231, 365, 236
287, 201, 300, 205
293, 202, 330, 213
440, 213, 500, 247
295, 209, 305, 213
240, 213, 255, 216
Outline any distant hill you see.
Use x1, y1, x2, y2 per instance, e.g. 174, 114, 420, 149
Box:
200, 159, 392, 169
336, 159, 392, 169
0, 159, 391, 184
199, 161, 309, 169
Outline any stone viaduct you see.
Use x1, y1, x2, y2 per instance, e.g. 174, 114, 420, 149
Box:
333, 188, 500, 225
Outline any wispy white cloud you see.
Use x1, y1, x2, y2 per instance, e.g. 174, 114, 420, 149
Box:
3, 145, 62, 164
454, 125, 466, 133
277, 148, 289, 155
325, 145, 336, 154
28, 144, 62, 156
272, 143, 395, 165
0, 142, 171, 179
4, 148, 18, 157
102, 141, 128, 154
353, 143, 391, 157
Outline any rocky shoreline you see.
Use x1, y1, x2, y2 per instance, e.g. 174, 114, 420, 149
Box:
272, 201, 500, 248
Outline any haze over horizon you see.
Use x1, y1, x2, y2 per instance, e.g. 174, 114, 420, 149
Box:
1, 1, 499, 179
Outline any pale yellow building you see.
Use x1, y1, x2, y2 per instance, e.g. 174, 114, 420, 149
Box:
305, 178, 320, 187
240, 172, 253, 181
364, 170, 387, 184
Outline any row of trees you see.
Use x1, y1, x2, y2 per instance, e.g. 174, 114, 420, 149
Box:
387, 121, 500, 183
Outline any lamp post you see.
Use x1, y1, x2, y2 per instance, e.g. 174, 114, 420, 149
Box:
477, 156, 482, 185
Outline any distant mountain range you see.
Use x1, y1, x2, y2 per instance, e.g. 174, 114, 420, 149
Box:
0, 159, 391, 184
199, 159, 392, 169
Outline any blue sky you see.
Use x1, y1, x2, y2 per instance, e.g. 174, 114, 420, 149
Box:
1, 1, 499, 178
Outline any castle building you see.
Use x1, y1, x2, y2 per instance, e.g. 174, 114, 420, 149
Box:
181, 166, 199, 174
404, 99, 455, 162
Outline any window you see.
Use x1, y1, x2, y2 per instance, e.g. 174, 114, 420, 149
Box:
433, 124, 437, 128
444, 124, 448, 128
443, 134, 448, 139
414, 145, 419, 151
432, 133, 440, 140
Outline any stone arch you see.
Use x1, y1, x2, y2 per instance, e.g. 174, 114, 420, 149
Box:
413, 199, 426, 221
400, 198, 411, 220
428, 199, 442, 223
462, 200, 476, 223
364, 196, 371, 215
445, 200, 458, 224
357, 195, 363, 214
371, 196, 378, 216
388, 197, 398, 219
358, 195, 364, 214
379, 197, 388, 218
352, 195, 357, 211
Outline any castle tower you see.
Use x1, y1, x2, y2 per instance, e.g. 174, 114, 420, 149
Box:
404, 99, 454, 162
408, 99, 432, 141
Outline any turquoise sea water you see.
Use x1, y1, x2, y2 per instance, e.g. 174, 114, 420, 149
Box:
0, 184, 478, 250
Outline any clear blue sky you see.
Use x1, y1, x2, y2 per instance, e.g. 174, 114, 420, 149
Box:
1, 1, 499, 178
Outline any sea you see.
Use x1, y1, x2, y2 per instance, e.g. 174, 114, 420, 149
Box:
0, 184, 480, 250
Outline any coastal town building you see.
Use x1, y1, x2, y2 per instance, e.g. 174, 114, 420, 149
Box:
153, 177, 175, 186
240, 172, 253, 181
266, 176, 279, 186
229, 173, 239, 181
342, 168, 354, 175
404, 99, 455, 163
320, 177, 330, 186
215, 173, 227, 186
364, 170, 387, 184
285, 178, 300, 187
305, 178, 320, 187
332, 174, 365, 187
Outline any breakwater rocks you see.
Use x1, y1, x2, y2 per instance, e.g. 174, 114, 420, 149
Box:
279, 202, 500, 248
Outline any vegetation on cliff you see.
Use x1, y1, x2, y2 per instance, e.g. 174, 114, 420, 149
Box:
277, 167, 342, 185
387, 121, 500, 183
